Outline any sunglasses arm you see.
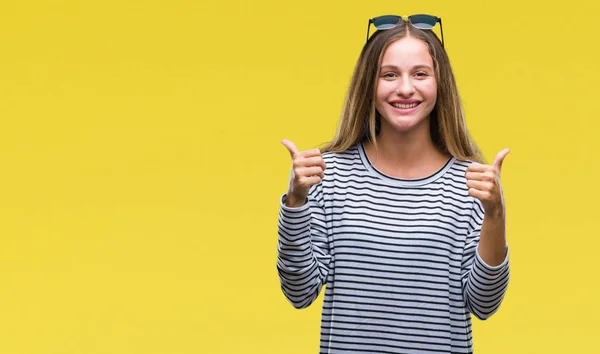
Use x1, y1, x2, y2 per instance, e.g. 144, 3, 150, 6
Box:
439, 18, 445, 48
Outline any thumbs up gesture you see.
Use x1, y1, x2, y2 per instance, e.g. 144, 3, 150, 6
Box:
281, 139, 327, 208
465, 149, 510, 218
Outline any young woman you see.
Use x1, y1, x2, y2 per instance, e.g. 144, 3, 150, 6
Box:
277, 14, 510, 353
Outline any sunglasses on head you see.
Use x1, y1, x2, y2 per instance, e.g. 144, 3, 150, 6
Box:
366, 14, 444, 47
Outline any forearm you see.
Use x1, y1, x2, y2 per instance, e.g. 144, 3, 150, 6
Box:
463, 213, 511, 319
277, 235, 324, 309
463, 253, 510, 320
277, 198, 316, 276
477, 210, 508, 267
277, 195, 330, 308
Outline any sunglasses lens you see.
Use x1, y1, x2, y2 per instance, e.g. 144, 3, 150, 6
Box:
409, 15, 437, 29
372, 16, 401, 30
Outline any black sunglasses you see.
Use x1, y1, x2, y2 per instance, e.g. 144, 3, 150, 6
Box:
366, 14, 444, 47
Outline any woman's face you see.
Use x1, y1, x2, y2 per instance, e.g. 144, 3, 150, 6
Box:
375, 36, 438, 135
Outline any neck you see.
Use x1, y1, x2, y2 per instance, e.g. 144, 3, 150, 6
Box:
365, 119, 450, 179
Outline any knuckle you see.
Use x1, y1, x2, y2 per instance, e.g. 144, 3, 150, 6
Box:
297, 178, 308, 188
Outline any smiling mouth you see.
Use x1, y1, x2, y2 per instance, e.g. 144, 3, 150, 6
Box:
391, 102, 419, 109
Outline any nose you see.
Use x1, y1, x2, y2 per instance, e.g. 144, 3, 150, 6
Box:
395, 77, 415, 97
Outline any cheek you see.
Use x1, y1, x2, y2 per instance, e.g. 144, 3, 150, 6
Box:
426, 82, 438, 100
375, 83, 390, 104
377, 78, 398, 93
378, 80, 400, 100
416, 82, 437, 102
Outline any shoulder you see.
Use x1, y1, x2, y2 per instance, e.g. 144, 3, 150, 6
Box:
318, 144, 364, 191
447, 158, 480, 181
449, 158, 485, 214
321, 144, 362, 168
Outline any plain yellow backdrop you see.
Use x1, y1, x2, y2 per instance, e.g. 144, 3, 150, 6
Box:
0, 0, 598, 353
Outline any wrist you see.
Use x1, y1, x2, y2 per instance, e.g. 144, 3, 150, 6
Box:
285, 192, 308, 208
484, 204, 505, 220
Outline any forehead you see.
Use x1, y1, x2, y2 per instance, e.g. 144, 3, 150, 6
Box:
380, 36, 433, 67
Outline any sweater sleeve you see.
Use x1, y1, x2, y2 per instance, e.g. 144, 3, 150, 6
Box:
276, 182, 331, 309
461, 199, 510, 320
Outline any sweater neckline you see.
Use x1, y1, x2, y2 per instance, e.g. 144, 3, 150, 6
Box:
358, 142, 455, 187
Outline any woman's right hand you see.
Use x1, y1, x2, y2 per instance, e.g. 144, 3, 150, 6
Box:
281, 139, 326, 208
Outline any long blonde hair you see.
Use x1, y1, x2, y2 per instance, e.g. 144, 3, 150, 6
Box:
321, 22, 484, 163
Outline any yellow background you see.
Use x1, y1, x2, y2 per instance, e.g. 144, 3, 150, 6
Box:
0, 0, 598, 353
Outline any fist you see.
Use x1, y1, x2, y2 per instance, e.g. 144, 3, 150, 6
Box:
281, 139, 326, 208
465, 149, 510, 218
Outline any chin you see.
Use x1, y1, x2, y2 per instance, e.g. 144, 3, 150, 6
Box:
388, 116, 426, 132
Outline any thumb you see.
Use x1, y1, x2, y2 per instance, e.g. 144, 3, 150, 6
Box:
281, 139, 299, 158
493, 148, 510, 172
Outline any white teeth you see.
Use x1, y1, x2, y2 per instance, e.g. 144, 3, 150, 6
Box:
392, 102, 418, 109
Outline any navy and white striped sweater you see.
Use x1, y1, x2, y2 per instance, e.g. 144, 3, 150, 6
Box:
277, 143, 510, 353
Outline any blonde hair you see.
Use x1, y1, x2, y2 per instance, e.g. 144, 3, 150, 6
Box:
321, 22, 484, 163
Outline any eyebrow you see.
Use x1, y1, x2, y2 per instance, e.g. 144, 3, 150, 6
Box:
381, 64, 433, 71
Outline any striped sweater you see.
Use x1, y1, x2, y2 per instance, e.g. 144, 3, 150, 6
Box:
277, 143, 510, 353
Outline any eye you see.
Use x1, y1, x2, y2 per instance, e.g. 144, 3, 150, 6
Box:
414, 71, 429, 78
381, 72, 398, 79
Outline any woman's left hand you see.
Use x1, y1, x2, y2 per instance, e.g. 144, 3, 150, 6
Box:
465, 149, 510, 218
